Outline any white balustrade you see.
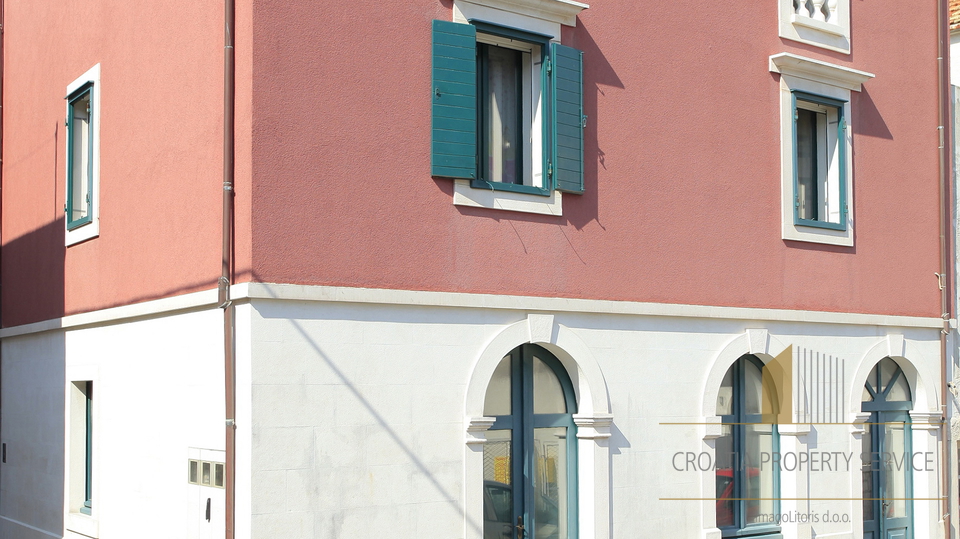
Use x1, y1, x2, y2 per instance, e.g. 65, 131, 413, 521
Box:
794, 0, 836, 25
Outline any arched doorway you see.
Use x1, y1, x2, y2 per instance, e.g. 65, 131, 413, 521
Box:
482, 344, 578, 539
861, 357, 912, 539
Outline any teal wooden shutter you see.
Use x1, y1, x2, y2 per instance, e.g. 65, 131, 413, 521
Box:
432, 20, 477, 179
550, 43, 584, 194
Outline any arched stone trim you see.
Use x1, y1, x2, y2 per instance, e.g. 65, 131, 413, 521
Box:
700, 329, 790, 421
849, 335, 939, 417
463, 314, 611, 420
698, 329, 791, 539
462, 314, 612, 539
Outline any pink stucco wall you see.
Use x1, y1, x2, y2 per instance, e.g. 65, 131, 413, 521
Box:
248, 1, 942, 318
1, 0, 944, 327
1, 0, 254, 327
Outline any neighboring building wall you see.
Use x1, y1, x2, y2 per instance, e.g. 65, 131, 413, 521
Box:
0, 0, 253, 328
0, 308, 226, 539
248, 0, 941, 318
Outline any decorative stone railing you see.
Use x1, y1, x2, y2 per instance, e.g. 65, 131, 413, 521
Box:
794, 0, 838, 25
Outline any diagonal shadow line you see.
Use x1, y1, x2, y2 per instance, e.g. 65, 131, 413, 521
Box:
289, 320, 483, 535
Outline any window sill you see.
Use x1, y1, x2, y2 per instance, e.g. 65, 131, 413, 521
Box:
790, 14, 844, 37
783, 222, 853, 247
66, 511, 98, 539
65, 220, 99, 247
794, 218, 845, 231
453, 179, 562, 215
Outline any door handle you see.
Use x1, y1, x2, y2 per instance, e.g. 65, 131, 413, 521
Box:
516, 516, 525, 539
205, 497, 211, 521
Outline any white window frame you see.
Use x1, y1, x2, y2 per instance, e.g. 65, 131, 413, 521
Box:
770, 53, 873, 247
450, 0, 585, 217
65, 64, 101, 247
778, 0, 850, 54
65, 364, 99, 539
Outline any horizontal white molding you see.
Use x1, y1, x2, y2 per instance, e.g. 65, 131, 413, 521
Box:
0, 282, 948, 339
0, 515, 62, 538
0, 288, 219, 338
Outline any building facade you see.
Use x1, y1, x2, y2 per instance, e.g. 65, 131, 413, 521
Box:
0, 1, 951, 539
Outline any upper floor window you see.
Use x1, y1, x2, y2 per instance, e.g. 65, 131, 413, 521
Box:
431, 0, 587, 216
65, 64, 101, 246
779, 0, 850, 53
770, 53, 873, 246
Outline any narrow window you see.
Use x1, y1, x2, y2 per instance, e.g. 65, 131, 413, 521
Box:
715, 355, 779, 536
67, 85, 94, 229
793, 93, 845, 230
69, 380, 93, 515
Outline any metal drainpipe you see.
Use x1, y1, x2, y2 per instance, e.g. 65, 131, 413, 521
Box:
937, 0, 952, 537
220, 0, 236, 536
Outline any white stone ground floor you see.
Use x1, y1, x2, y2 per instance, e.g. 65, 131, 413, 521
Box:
0, 283, 950, 539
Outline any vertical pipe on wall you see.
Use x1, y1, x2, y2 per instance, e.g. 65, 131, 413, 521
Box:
938, 0, 952, 536
221, 0, 236, 535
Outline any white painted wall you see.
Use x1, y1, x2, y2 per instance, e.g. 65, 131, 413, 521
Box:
0, 292, 944, 539
1, 308, 225, 539
246, 297, 942, 539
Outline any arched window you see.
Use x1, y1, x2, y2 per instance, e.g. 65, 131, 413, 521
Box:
483, 344, 578, 539
715, 354, 780, 537
861, 358, 912, 539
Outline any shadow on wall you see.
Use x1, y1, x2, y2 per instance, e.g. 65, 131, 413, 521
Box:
565, 19, 623, 232
0, 218, 67, 535
2, 218, 67, 328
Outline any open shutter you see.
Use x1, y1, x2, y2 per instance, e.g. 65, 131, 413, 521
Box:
550, 43, 584, 194
432, 20, 477, 179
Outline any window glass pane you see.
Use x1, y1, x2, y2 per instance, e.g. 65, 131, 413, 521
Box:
743, 360, 763, 415
861, 422, 874, 521
202, 462, 211, 486
69, 92, 91, 223
715, 424, 735, 528
534, 427, 567, 539
483, 429, 513, 537
189, 460, 198, 484
883, 422, 907, 519
743, 424, 775, 524
879, 358, 897, 395
796, 107, 819, 221
862, 384, 874, 402
533, 356, 566, 414
717, 366, 734, 416
484, 356, 512, 416
886, 372, 910, 402
483, 44, 521, 184
215, 463, 224, 488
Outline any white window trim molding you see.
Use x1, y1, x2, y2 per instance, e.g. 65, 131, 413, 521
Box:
770, 53, 874, 246
64, 364, 99, 539
65, 64, 101, 247
451, 2, 570, 216
463, 316, 611, 539
453, 179, 563, 216
778, 0, 850, 54
457, 0, 588, 28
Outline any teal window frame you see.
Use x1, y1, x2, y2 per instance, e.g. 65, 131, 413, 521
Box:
471, 22, 552, 196
431, 19, 585, 196
718, 355, 781, 539
66, 83, 95, 230
80, 381, 92, 515
485, 344, 579, 538
791, 91, 847, 231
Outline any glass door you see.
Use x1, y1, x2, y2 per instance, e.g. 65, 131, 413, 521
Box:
482, 344, 578, 539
